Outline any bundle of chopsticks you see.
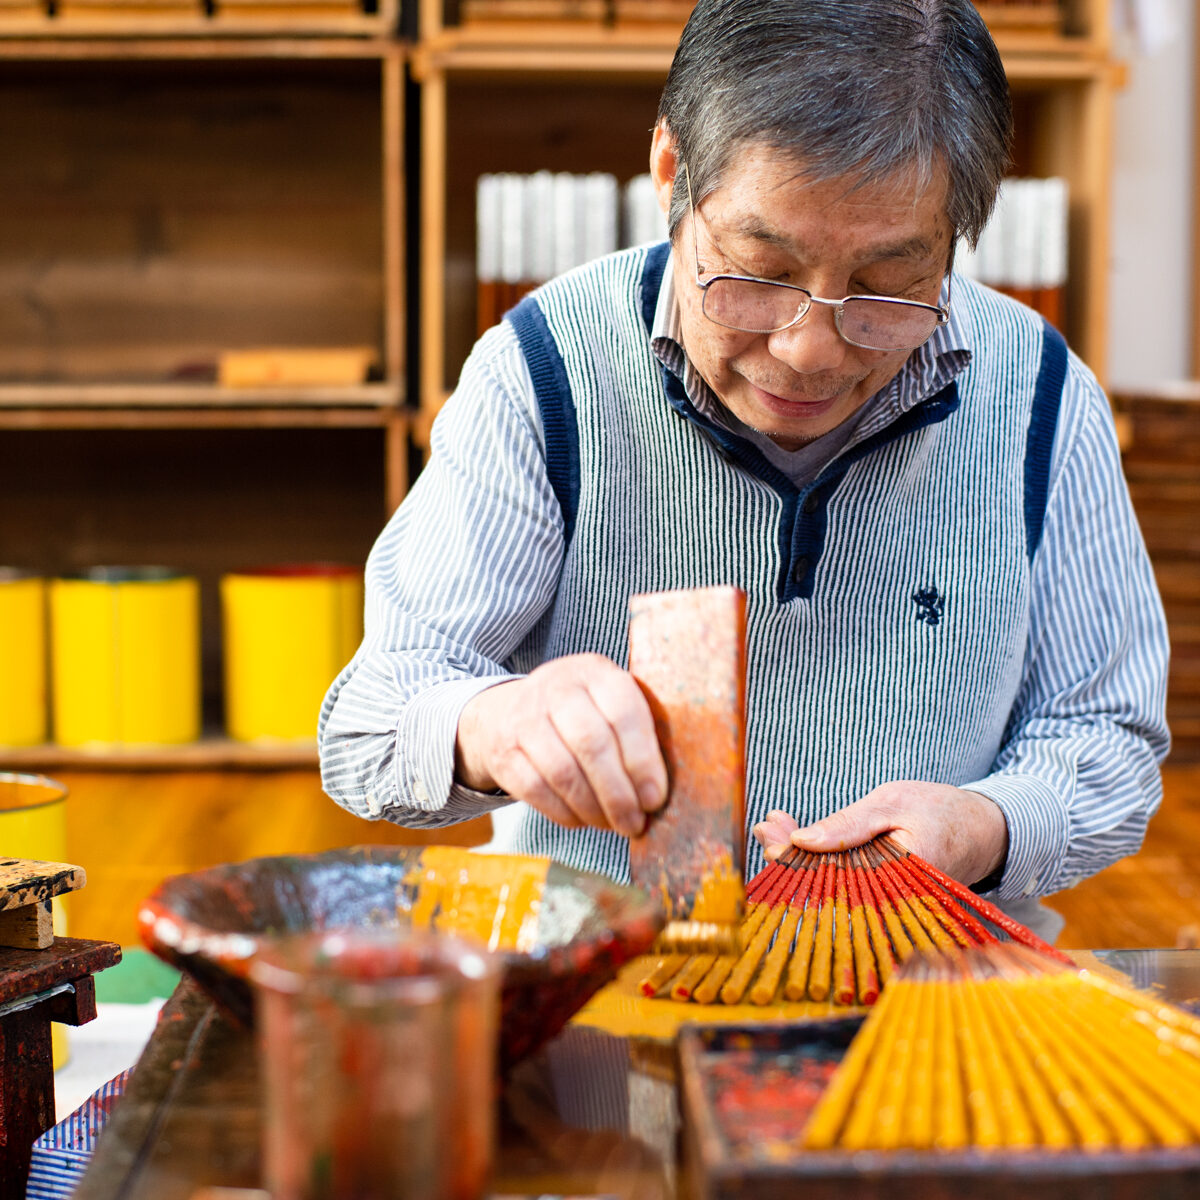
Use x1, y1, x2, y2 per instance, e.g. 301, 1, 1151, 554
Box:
637, 834, 1070, 1007
802, 941, 1200, 1151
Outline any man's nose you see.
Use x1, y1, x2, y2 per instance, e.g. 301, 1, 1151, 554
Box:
765, 303, 850, 375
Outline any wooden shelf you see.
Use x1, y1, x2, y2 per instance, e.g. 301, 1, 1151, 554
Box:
415, 2, 1110, 54
413, 21, 1110, 80
0, 404, 408, 431
0, 381, 402, 408
1002, 52, 1122, 82
0, 36, 395, 58
0, 737, 319, 770
0, 3, 398, 45
413, 39, 672, 77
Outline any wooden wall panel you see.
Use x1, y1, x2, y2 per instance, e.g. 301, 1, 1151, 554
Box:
1119, 392, 1200, 758
0, 60, 384, 382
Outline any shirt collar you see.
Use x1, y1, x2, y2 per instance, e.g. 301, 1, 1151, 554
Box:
650, 249, 972, 447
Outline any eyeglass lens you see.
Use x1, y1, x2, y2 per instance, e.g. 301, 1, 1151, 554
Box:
702, 278, 940, 351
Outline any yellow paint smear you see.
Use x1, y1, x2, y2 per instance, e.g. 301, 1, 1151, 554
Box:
689, 856, 745, 924
405, 847, 551, 953
572, 958, 865, 1041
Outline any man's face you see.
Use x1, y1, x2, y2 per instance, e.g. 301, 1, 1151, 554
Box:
653, 138, 954, 449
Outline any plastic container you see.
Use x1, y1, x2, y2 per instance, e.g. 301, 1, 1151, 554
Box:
49, 567, 201, 747
221, 564, 363, 742
0, 570, 47, 746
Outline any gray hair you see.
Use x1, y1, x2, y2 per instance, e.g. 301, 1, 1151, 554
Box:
657, 0, 1012, 248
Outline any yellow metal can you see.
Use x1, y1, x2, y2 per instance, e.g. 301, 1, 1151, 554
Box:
0, 773, 72, 1067
0, 570, 47, 747
50, 568, 201, 747
222, 565, 363, 743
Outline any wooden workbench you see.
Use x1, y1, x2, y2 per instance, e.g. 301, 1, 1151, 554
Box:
73, 950, 1200, 1200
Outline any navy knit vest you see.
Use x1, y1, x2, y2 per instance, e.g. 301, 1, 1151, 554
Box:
501, 243, 1065, 883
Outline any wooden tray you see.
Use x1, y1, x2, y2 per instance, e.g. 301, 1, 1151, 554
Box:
678, 1022, 1200, 1200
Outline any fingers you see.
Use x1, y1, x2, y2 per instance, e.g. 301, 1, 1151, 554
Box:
546, 685, 646, 836
456, 654, 667, 838
784, 781, 1008, 884
753, 809, 800, 860
583, 663, 669, 816
484, 711, 595, 829
789, 795, 895, 853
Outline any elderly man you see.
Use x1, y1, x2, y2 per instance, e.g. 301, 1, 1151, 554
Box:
319, 0, 1168, 938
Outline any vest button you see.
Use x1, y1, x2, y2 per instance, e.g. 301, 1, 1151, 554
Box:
803, 493, 820, 514
792, 556, 810, 583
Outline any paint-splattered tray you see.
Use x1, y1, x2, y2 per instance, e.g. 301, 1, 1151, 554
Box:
678, 1022, 1200, 1200
139, 844, 665, 1075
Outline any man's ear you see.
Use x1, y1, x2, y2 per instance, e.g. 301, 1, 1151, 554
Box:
649, 122, 678, 218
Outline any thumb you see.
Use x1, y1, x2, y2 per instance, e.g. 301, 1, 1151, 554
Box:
790, 802, 893, 853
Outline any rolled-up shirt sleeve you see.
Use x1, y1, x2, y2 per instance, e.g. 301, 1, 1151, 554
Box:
318, 323, 562, 828
961, 356, 1170, 900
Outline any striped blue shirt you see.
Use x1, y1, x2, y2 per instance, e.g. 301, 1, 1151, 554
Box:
319, 243, 1169, 904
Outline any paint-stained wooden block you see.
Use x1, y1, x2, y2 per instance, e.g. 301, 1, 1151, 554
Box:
628, 587, 747, 954
0, 858, 86, 950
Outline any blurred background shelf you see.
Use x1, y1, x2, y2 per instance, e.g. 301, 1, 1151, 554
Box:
0, 0, 398, 40
0, 0, 1127, 709
0, 736, 320, 769
0, 383, 403, 410
0, 38, 407, 736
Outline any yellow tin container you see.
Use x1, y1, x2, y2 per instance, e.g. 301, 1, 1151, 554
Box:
0, 570, 47, 747
222, 565, 363, 743
50, 568, 201, 747
0, 772, 72, 1068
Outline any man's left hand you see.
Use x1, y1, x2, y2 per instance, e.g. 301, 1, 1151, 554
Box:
751, 781, 1009, 888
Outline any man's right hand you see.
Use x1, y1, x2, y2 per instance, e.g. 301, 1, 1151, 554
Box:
454, 653, 669, 838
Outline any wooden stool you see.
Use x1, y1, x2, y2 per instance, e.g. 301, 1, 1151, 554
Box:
0, 859, 121, 1197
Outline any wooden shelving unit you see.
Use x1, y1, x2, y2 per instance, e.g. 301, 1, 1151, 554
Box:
0, 28, 405, 770
0, 0, 1125, 771
414, 0, 1121, 433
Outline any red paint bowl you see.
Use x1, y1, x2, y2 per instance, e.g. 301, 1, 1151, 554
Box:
139, 845, 665, 1075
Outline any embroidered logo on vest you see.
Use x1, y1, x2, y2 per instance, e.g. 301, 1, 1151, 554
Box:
912, 585, 945, 626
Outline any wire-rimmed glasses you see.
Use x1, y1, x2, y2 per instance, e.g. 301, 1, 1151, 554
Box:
684, 164, 951, 353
